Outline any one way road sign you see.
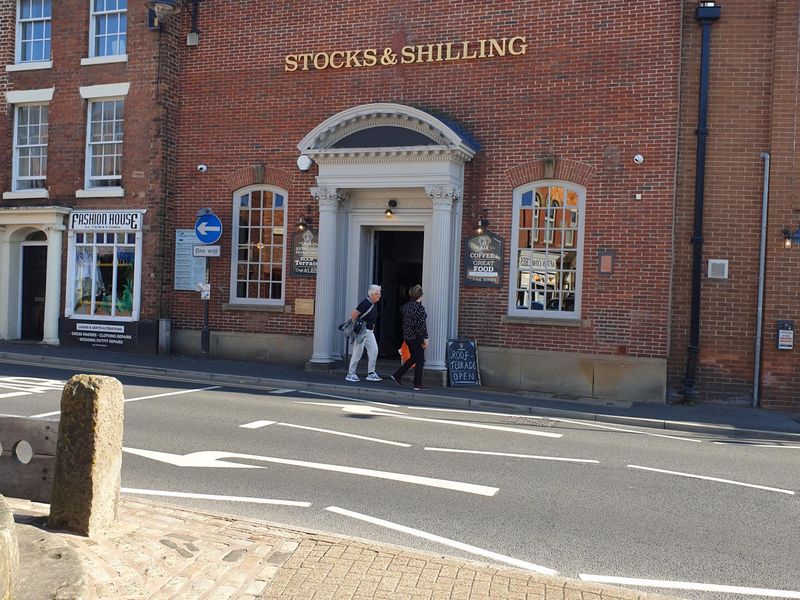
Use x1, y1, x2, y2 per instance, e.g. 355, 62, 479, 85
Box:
195, 212, 223, 244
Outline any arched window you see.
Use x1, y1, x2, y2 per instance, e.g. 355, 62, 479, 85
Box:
230, 186, 287, 304
509, 182, 584, 317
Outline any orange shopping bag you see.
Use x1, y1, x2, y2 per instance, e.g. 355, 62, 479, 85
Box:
399, 341, 415, 367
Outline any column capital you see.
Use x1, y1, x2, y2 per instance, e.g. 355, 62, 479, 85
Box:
310, 187, 346, 211
424, 185, 461, 210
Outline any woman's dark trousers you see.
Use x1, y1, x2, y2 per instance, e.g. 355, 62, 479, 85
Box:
393, 338, 425, 386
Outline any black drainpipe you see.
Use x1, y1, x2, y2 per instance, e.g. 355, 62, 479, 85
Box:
683, 1, 722, 402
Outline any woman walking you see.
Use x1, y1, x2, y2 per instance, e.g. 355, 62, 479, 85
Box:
390, 284, 428, 391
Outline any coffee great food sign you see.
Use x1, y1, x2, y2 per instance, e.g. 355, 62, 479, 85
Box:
285, 36, 527, 72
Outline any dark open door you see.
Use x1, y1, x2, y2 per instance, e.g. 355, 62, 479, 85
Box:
21, 245, 47, 340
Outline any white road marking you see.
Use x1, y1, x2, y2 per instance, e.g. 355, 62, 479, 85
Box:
0, 391, 32, 399
276, 423, 411, 447
425, 447, 598, 464
578, 574, 800, 598
406, 405, 703, 443
30, 385, 222, 418
628, 464, 795, 495
123, 447, 499, 496
269, 388, 295, 395
239, 420, 277, 429
326, 506, 558, 576
122, 487, 311, 507
713, 441, 800, 449
238, 419, 410, 446
298, 401, 561, 438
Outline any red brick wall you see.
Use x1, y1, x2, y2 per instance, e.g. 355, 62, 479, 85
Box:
168, 1, 683, 355
671, 1, 800, 412
1, 2, 168, 322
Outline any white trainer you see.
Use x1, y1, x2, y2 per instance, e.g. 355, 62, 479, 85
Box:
366, 372, 383, 382
345, 373, 360, 382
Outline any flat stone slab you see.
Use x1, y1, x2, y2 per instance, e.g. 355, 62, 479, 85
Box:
14, 522, 89, 600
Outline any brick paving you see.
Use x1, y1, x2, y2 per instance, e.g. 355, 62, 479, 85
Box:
7, 496, 677, 600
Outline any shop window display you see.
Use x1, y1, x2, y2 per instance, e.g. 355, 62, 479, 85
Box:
72, 231, 137, 318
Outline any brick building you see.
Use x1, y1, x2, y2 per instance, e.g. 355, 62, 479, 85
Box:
155, 0, 681, 401
2, 1, 798, 412
1, 0, 172, 352
671, 1, 800, 412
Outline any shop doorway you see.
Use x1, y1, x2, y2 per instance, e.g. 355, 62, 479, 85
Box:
373, 230, 423, 357
20, 244, 47, 340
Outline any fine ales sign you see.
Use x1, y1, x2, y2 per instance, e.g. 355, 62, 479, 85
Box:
285, 36, 527, 72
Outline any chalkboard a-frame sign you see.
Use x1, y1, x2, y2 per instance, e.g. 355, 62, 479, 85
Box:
446, 339, 481, 386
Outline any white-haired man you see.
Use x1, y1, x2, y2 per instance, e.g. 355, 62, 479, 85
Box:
346, 284, 383, 382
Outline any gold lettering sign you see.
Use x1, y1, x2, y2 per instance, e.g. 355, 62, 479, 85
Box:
285, 36, 527, 72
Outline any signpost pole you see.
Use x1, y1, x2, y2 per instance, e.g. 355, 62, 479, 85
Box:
201, 257, 210, 356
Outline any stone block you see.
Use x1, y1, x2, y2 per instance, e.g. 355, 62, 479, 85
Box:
48, 375, 124, 537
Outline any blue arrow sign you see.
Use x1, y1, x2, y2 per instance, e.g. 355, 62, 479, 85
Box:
195, 213, 223, 245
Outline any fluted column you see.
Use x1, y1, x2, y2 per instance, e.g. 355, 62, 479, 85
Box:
43, 224, 65, 345
424, 185, 459, 370
309, 187, 344, 363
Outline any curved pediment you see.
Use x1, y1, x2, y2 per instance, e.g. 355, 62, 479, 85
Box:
298, 103, 478, 161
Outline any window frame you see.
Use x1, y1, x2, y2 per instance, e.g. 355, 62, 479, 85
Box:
83, 96, 125, 193
11, 102, 49, 192
88, 0, 127, 59
508, 181, 586, 320
15, 0, 52, 65
228, 185, 288, 306
65, 213, 144, 322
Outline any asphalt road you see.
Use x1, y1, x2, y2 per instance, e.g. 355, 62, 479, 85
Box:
1, 362, 798, 600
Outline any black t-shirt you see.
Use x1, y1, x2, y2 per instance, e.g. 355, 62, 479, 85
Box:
355, 298, 379, 330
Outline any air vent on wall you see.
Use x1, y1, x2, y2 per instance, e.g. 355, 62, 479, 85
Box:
707, 259, 729, 280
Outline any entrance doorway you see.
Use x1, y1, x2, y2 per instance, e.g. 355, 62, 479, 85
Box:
21, 244, 47, 340
373, 230, 423, 357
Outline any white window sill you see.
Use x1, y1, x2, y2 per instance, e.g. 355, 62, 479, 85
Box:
66, 314, 136, 322
75, 188, 125, 198
81, 55, 128, 66
3, 189, 49, 200
6, 61, 53, 72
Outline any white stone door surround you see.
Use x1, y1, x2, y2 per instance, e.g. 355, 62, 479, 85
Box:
0, 207, 70, 344
300, 103, 477, 370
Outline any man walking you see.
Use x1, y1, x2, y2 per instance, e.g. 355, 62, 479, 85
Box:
346, 284, 383, 382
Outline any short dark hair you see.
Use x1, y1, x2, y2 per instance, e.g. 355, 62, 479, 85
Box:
409, 284, 423, 300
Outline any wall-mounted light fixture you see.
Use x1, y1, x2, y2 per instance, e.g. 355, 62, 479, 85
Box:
297, 205, 313, 232
475, 212, 489, 235
145, 0, 203, 44
783, 225, 800, 249
384, 199, 397, 219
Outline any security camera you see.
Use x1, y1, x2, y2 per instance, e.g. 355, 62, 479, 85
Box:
197, 164, 208, 172
632, 154, 645, 165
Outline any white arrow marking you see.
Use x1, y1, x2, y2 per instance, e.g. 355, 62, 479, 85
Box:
197, 222, 221, 235
326, 506, 557, 576
628, 464, 795, 495
122, 487, 311, 507
123, 448, 265, 469
298, 401, 561, 438
123, 447, 498, 496
579, 574, 800, 598
239, 419, 410, 446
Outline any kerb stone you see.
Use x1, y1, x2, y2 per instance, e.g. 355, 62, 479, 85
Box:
48, 374, 124, 537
